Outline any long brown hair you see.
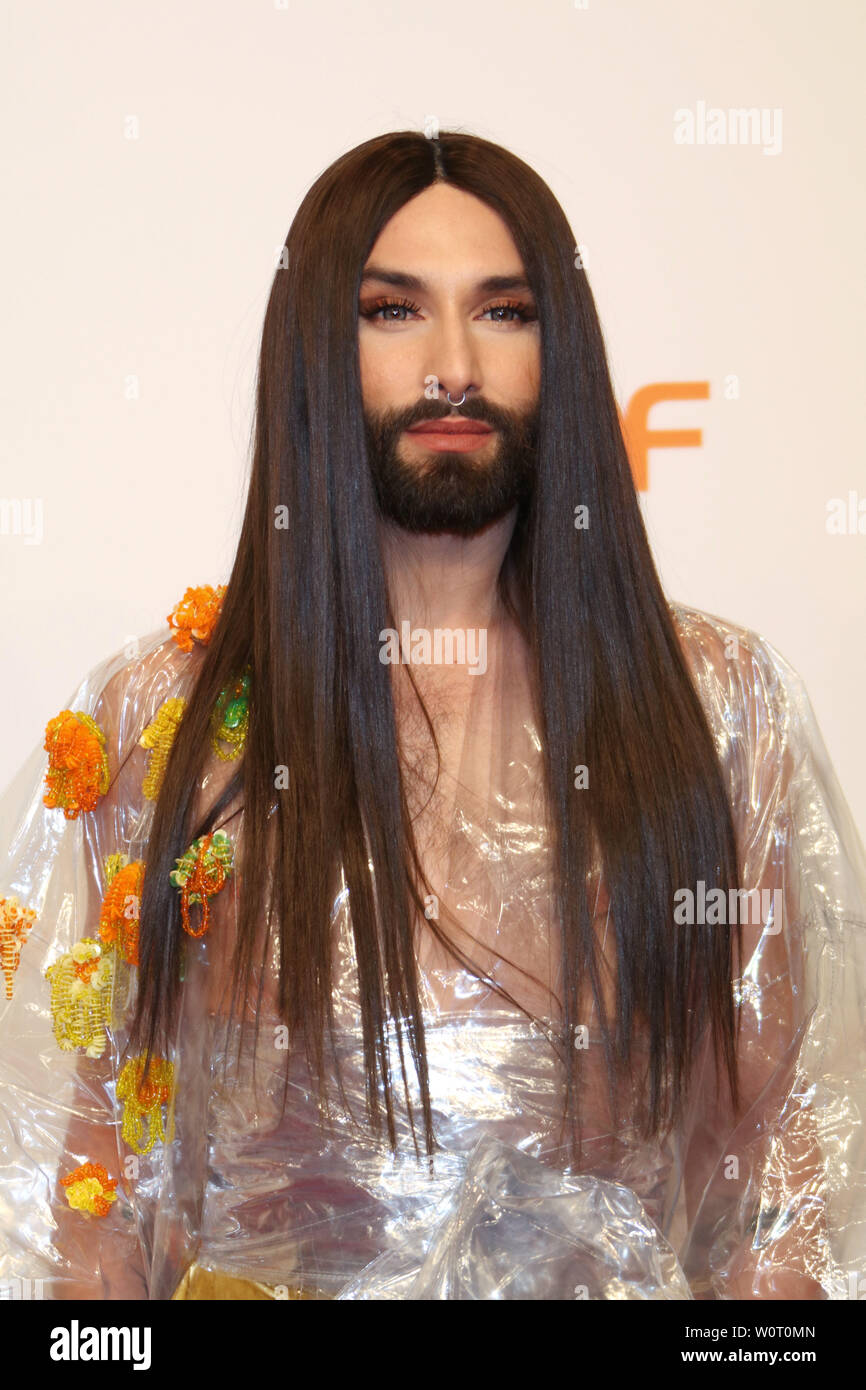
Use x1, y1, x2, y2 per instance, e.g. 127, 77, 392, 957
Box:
129, 130, 742, 1164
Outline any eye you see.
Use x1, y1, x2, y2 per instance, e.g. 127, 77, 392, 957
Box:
359, 296, 538, 325
359, 296, 422, 323
480, 301, 538, 324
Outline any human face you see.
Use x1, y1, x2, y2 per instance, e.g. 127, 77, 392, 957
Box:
358, 182, 541, 536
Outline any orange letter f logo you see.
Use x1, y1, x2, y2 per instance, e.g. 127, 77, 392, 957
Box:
620, 382, 710, 492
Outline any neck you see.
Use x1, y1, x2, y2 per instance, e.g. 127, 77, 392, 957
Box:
379, 508, 517, 632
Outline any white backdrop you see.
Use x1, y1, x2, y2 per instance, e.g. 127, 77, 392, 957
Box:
2, 0, 863, 840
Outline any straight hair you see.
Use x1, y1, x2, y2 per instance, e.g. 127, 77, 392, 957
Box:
129, 130, 742, 1165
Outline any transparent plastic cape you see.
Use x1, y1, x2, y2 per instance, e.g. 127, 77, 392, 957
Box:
0, 600, 864, 1300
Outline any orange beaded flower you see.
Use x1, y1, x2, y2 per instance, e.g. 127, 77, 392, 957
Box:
99, 859, 144, 967
169, 829, 233, 937
139, 696, 186, 799
0, 896, 37, 999
166, 584, 226, 652
60, 1162, 118, 1218
43, 710, 110, 819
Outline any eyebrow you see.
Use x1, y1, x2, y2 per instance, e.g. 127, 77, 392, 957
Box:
360, 264, 534, 296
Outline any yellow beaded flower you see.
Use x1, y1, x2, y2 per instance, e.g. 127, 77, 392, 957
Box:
60, 1162, 118, 1218
99, 858, 144, 967
139, 696, 186, 799
117, 1054, 175, 1155
43, 710, 110, 819
166, 584, 226, 653
44, 938, 130, 1057
102, 851, 128, 883
0, 896, 37, 999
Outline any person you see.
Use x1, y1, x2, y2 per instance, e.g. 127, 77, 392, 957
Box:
1, 130, 864, 1302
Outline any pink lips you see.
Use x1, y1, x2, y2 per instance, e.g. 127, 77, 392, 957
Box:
406, 418, 494, 451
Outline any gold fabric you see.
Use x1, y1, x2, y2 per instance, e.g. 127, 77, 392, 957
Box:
172, 1259, 327, 1301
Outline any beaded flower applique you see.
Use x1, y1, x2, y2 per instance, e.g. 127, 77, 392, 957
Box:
166, 584, 227, 652
211, 669, 250, 761
139, 697, 187, 800
60, 1162, 118, 1218
99, 856, 144, 967
44, 937, 131, 1058
117, 1054, 175, 1155
43, 711, 110, 819
169, 829, 233, 937
0, 896, 37, 999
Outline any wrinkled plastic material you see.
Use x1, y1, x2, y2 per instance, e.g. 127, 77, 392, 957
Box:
335, 1135, 693, 1300
0, 601, 864, 1300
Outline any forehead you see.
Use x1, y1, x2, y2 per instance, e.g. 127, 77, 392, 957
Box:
364, 183, 525, 279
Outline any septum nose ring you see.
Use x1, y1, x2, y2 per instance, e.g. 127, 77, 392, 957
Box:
446, 390, 466, 407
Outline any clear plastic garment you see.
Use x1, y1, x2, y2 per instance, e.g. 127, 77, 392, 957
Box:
0, 599, 864, 1300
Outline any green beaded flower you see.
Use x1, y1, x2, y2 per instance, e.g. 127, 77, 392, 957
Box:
210, 669, 251, 761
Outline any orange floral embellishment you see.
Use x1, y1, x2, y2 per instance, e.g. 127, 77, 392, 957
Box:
166, 584, 227, 652
99, 858, 144, 966
169, 829, 233, 937
43, 711, 110, 819
139, 696, 187, 799
0, 896, 37, 999
60, 1162, 118, 1218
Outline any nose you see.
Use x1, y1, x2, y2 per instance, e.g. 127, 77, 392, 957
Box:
425, 311, 481, 407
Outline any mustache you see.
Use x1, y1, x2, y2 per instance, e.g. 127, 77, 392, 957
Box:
409, 396, 495, 425
372, 395, 537, 439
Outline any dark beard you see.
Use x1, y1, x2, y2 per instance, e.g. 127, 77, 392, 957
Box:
364, 395, 538, 537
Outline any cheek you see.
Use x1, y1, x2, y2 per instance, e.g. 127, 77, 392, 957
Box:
481, 339, 540, 401
517, 340, 542, 394
358, 335, 414, 407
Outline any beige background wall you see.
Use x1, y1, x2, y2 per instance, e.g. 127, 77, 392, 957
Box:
2, 0, 863, 838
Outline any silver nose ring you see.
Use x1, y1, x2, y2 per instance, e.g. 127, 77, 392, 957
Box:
446, 390, 466, 407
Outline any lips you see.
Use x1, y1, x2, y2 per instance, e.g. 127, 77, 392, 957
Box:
407, 419, 493, 435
